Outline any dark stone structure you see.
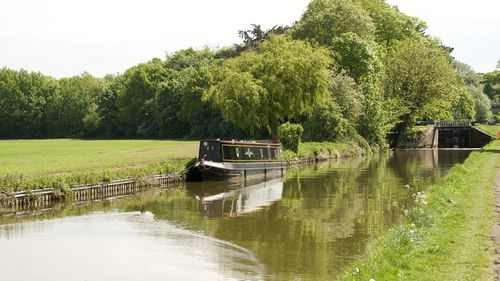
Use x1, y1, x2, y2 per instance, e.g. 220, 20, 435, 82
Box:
434, 121, 494, 148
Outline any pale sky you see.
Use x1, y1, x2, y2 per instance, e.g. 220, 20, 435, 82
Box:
386, 0, 500, 73
1, 0, 498, 78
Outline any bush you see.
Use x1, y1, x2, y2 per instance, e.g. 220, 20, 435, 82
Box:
279, 122, 304, 153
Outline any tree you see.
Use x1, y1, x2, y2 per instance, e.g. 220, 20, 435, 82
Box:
0, 68, 58, 138
470, 85, 492, 122
451, 88, 476, 120
358, 0, 426, 47
482, 70, 500, 103
238, 24, 288, 48
291, 0, 375, 46
452, 60, 491, 122
330, 32, 380, 82
116, 59, 169, 137
383, 39, 460, 138
205, 35, 331, 141
45, 72, 104, 137
330, 73, 364, 124
302, 98, 353, 142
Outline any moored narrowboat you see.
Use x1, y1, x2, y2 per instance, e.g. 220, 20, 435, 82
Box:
186, 139, 285, 181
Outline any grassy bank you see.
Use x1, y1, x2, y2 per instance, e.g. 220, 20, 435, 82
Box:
340, 140, 500, 280
284, 141, 368, 161
0, 139, 364, 194
0, 139, 198, 192
477, 124, 500, 137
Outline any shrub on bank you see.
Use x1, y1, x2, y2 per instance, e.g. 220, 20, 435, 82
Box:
283, 141, 367, 161
279, 122, 304, 153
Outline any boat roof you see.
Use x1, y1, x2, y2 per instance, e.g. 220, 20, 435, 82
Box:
201, 139, 282, 147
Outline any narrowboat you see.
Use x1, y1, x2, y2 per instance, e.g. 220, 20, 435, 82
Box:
186, 139, 286, 181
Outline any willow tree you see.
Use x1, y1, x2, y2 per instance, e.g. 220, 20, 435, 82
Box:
205, 35, 331, 141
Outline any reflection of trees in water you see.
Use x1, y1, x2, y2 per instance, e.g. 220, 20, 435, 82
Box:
0, 151, 470, 280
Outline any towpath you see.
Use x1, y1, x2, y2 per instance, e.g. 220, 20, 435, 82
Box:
490, 169, 500, 280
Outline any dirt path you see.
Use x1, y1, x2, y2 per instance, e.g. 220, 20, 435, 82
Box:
490, 169, 500, 280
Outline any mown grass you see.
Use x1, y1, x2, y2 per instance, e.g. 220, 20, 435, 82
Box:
0, 139, 198, 193
0, 139, 198, 177
477, 124, 500, 137
340, 140, 500, 281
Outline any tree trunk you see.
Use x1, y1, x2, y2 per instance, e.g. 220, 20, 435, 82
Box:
269, 119, 280, 143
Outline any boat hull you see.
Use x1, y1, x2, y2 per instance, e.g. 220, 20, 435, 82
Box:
187, 160, 285, 181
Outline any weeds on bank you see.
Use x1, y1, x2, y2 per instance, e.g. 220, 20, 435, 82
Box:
0, 159, 189, 196
284, 141, 368, 161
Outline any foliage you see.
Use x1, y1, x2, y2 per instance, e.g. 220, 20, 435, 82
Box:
453, 60, 492, 122
0, 68, 58, 138
482, 70, 500, 102
291, 0, 375, 45
302, 98, 353, 142
331, 32, 381, 82
383, 39, 460, 139
283, 141, 366, 161
278, 122, 303, 153
116, 59, 170, 137
451, 87, 476, 120
46, 72, 104, 137
358, 0, 426, 46
0, 0, 490, 149
205, 35, 331, 141
330, 73, 364, 123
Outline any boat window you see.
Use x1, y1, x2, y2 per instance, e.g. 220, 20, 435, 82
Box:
199, 141, 221, 162
222, 145, 271, 161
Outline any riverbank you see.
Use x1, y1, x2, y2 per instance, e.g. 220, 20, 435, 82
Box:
340, 140, 500, 280
284, 141, 369, 166
0, 139, 198, 194
0, 139, 366, 207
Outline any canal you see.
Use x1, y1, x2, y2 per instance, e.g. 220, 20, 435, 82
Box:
0, 150, 471, 281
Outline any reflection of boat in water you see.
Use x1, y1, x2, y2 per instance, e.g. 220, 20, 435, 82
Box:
186, 140, 286, 181
189, 177, 284, 218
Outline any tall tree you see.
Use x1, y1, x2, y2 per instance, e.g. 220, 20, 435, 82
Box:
0, 68, 58, 138
292, 0, 375, 46
482, 70, 500, 103
383, 39, 460, 137
358, 0, 426, 47
116, 59, 169, 137
330, 32, 381, 82
205, 35, 331, 141
45, 72, 103, 137
453, 60, 491, 121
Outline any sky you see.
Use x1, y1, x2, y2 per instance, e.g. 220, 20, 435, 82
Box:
386, 0, 500, 73
1, 0, 499, 78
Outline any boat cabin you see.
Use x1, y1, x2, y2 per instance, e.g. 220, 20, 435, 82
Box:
199, 140, 284, 163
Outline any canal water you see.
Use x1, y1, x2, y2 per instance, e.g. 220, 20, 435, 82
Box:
0, 150, 471, 281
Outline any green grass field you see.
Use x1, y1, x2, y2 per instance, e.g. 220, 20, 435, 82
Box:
0, 139, 198, 178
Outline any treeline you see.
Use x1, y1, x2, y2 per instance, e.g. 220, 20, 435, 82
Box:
0, 0, 498, 147
0, 52, 258, 139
